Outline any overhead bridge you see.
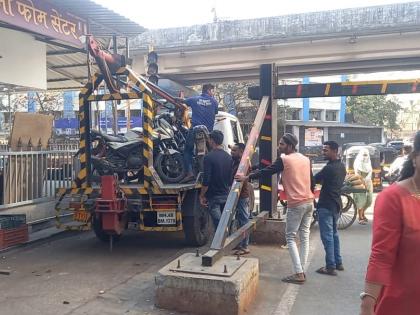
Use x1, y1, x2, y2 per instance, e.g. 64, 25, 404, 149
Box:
130, 2, 420, 84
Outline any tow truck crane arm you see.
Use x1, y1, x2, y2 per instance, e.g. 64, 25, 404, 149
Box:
87, 36, 190, 126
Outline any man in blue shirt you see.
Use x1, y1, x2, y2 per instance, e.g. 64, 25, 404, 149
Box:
181, 84, 219, 182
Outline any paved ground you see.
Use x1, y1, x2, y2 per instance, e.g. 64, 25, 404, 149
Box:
0, 202, 374, 315
289, 209, 373, 315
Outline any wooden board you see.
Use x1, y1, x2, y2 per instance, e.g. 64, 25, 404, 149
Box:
9, 113, 53, 150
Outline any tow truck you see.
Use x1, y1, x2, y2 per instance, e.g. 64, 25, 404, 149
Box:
55, 36, 247, 248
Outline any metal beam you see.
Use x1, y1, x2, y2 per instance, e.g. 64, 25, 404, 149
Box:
47, 50, 83, 56
201, 96, 270, 266
49, 63, 88, 69
275, 56, 420, 78
202, 211, 269, 267
248, 79, 420, 100
47, 77, 87, 82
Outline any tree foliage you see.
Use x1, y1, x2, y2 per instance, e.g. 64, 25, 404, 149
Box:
346, 95, 402, 131
0, 91, 64, 115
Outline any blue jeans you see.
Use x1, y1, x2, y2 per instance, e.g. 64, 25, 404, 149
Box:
318, 207, 342, 269
236, 197, 250, 249
208, 195, 227, 229
183, 129, 195, 174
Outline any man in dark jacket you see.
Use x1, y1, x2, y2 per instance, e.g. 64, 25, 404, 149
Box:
199, 130, 232, 229
182, 84, 219, 183
314, 141, 347, 276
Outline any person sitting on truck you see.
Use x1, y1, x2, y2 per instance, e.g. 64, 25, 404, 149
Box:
199, 130, 232, 229
181, 84, 219, 183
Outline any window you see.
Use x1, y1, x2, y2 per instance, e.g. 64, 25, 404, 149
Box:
326, 110, 339, 122
309, 110, 322, 121
230, 120, 239, 144
286, 109, 301, 120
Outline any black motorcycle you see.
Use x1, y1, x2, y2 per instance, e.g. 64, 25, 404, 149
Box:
90, 129, 143, 182
152, 113, 186, 183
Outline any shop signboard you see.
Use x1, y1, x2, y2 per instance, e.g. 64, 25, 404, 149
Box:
304, 127, 323, 147
0, 0, 86, 47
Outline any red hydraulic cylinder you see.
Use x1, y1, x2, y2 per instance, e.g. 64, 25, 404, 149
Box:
95, 175, 126, 235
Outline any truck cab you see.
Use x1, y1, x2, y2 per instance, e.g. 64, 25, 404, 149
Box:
213, 111, 244, 152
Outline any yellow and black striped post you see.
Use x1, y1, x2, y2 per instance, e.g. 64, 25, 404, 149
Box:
74, 74, 103, 188
258, 64, 278, 217
124, 68, 156, 192
142, 86, 155, 192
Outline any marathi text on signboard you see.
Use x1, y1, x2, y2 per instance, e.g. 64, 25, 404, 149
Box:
304, 127, 323, 147
0, 0, 86, 47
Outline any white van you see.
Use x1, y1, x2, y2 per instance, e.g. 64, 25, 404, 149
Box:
213, 111, 244, 152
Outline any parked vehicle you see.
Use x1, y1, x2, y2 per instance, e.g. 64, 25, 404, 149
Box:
278, 187, 357, 230
387, 140, 404, 152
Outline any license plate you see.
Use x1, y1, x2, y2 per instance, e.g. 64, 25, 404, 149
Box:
73, 210, 90, 222
157, 211, 176, 225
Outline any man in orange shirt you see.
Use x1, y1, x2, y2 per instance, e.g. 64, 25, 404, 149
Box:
236, 133, 314, 284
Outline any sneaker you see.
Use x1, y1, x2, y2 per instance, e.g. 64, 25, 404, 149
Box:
336, 264, 344, 271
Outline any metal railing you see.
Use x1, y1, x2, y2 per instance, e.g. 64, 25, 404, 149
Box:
0, 141, 79, 152
0, 150, 78, 208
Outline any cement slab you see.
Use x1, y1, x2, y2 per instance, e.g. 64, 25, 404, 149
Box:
251, 218, 286, 245
169, 253, 246, 277
155, 253, 259, 315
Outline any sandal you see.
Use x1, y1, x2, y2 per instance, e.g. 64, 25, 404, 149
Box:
281, 274, 305, 284
316, 267, 337, 276
358, 219, 367, 225
234, 248, 250, 256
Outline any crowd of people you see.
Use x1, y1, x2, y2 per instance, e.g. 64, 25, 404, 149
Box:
181, 83, 419, 314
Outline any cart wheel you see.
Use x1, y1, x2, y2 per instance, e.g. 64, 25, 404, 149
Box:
337, 193, 357, 230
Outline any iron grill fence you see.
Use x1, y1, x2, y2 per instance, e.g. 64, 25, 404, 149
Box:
0, 150, 78, 208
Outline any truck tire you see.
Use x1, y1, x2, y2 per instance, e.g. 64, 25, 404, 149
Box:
92, 215, 121, 243
182, 190, 209, 246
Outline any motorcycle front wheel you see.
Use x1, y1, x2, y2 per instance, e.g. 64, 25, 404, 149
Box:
155, 152, 186, 183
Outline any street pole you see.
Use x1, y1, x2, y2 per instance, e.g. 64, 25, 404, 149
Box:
8, 91, 11, 136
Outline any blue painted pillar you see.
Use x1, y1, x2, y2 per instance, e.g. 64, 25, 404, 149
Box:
302, 77, 310, 121
27, 91, 36, 112
340, 75, 348, 123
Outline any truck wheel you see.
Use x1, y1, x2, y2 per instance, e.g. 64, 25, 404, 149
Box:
92, 215, 121, 243
182, 190, 209, 246
183, 210, 209, 246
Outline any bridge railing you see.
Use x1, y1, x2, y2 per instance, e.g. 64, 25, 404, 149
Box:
0, 150, 78, 208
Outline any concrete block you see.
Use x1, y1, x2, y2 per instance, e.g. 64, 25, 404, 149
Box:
251, 218, 286, 245
155, 253, 259, 315
0, 201, 56, 223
